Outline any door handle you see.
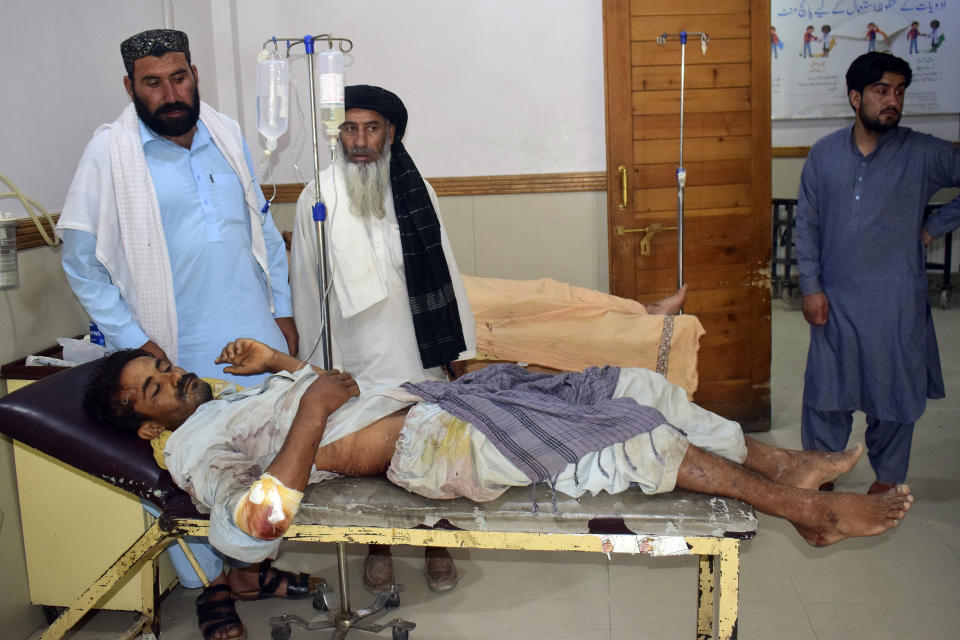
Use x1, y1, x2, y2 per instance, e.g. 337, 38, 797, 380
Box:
618, 165, 628, 209
614, 222, 678, 255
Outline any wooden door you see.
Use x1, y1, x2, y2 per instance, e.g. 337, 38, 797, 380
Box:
603, 0, 772, 430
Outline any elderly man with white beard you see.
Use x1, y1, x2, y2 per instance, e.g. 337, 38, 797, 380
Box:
290, 85, 476, 594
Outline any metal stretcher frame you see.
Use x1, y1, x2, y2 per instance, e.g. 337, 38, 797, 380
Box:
1, 360, 757, 640
39, 514, 749, 640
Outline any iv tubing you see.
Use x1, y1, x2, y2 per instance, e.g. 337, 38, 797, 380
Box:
0, 173, 60, 247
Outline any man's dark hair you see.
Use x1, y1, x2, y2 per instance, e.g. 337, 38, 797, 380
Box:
84, 349, 151, 433
845, 52, 912, 95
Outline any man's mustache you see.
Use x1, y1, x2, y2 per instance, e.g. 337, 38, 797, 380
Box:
156, 101, 192, 116
348, 147, 376, 158
178, 373, 198, 398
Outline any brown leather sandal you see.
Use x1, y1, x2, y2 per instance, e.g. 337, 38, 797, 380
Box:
196, 584, 246, 640
233, 558, 325, 600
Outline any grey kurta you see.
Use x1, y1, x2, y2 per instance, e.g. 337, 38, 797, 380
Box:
795, 125, 960, 422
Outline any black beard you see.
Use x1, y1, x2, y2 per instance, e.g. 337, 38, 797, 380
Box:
860, 110, 901, 134
133, 83, 201, 137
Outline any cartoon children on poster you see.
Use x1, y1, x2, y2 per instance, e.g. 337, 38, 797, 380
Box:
771, 25, 784, 59
865, 22, 888, 51
821, 24, 833, 57
802, 24, 819, 57
929, 19, 944, 53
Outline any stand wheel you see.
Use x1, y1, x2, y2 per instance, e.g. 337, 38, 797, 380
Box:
312, 591, 328, 611
392, 627, 410, 640
271, 623, 292, 640
940, 288, 950, 309
385, 591, 401, 609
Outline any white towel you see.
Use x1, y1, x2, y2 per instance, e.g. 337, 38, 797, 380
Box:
57, 102, 271, 363
319, 167, 389, 318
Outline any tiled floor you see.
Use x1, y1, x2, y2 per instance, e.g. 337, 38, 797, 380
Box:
34, 300, 960, 639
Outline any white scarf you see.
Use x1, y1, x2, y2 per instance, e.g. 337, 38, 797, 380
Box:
58, 102, 271, 363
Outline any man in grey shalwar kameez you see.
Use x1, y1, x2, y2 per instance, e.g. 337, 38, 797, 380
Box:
795, 52, 960, 493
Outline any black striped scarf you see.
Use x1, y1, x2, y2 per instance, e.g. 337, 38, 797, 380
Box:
390, 140, 466, 369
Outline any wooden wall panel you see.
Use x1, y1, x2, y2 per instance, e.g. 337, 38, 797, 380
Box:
630, 0, 750, 15
608, 263, 760, 297
631, 183, 752, 212
633, 63, 751, 91
632, 39, 751, 66
633, 112, 752, 139
633, 136, 752, 164
632, 87, 752, 114
630, 14, 751, 39
633, 159, 752, 187
631, 237, 755, 270
620, 210, 757, 245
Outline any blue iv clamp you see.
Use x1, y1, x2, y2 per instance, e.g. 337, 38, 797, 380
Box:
313, 201, 326, 222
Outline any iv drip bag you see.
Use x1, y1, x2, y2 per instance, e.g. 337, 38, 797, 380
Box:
316, 49, 345, 148
256, 50, 289, 151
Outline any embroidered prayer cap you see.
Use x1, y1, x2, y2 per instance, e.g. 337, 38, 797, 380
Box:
121, 29, 191, 75
345, 85, 408, 141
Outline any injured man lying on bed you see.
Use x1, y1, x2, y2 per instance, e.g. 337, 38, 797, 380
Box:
85, 338, 914, 562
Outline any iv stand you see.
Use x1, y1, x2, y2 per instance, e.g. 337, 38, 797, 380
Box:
259, 34, 416, 640
303, 35, 334, 371
263, 34, 352, 372
656, 31, 709, 293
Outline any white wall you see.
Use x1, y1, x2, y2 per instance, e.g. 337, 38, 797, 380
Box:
217, 0, 606, 182
0, 0, 221, 217
0, 0, 605, 220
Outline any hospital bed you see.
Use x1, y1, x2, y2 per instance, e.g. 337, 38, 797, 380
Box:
0, 363, 756, 639
0, 280, 756, 638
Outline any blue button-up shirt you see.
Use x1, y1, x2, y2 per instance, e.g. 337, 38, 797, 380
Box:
62, 120, 291, 382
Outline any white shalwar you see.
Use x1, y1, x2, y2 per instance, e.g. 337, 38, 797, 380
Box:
164, 367, 745, 561
290, 165, 476, 389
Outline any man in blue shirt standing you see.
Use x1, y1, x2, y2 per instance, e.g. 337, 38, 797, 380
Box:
795, 52, 960, 497
57, 29, 306, 640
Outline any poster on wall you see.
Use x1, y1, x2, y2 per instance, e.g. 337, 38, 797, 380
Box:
772, 1, 958, 118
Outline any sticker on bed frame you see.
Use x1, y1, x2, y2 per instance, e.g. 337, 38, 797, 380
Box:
599, 534, 690, 557
656, 315, 674, 376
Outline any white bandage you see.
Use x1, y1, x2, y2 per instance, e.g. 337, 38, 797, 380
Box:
233, 473, 304, 540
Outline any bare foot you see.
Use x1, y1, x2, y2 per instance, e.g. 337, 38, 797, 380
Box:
793, 484, 913, 547
644, 284, 688, 315
775, 443, 865, 491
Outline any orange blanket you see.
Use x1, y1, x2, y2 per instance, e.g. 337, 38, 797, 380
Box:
463, 275, 704, 398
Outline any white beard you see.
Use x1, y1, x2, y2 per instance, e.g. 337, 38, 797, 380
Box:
336, 143, 392, 219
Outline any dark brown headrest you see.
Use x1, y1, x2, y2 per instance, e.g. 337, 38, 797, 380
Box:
0, 359, 201, 517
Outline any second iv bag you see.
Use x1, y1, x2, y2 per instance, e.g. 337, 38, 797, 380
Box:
256, 50, 289, 152
316, 48, 345, 149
